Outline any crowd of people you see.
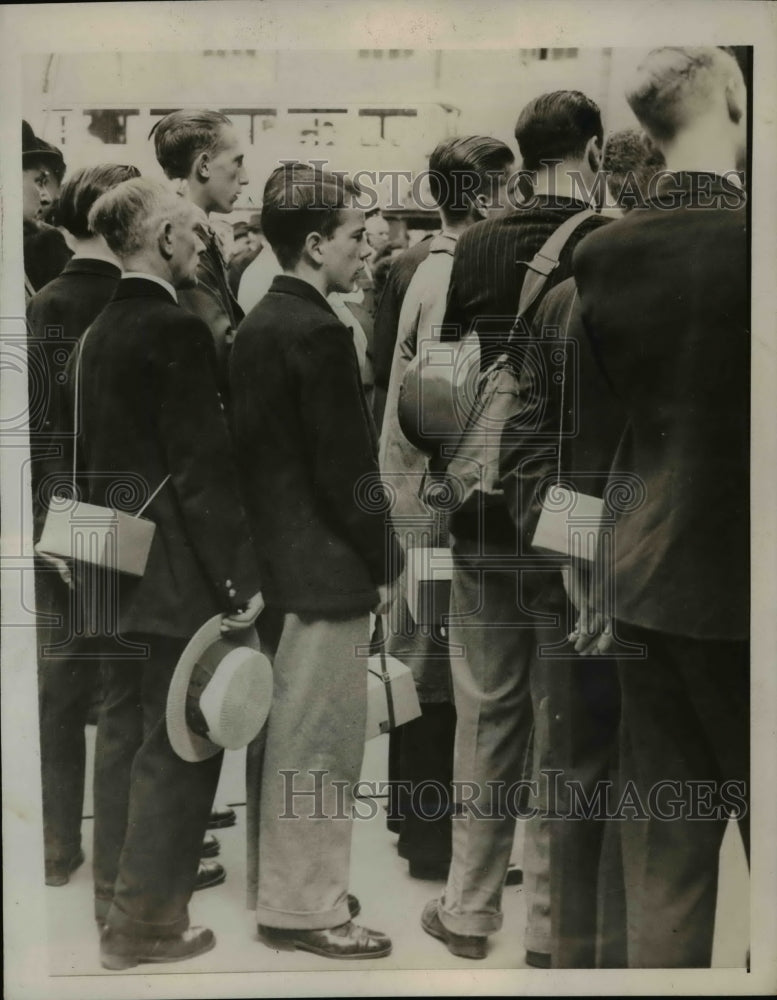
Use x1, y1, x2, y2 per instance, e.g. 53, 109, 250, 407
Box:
24, 44, 749, 971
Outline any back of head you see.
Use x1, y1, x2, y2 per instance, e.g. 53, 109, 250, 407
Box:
515, 91, 603, 170
428, 135, 514, 220
602, 128, 665, 210
151, 109, 232, 179
57, 163, 141, 239
625, 47, 745, 145
88, 177, 189, 261
260, 162, 361, 270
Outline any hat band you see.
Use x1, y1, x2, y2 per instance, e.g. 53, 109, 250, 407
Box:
185, 636, 244, 741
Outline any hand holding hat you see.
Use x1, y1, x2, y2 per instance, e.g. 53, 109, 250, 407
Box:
221, 589, 264, 633
167, 611, 273, 762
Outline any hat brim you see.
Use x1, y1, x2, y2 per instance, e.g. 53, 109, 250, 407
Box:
166, 614, 265, 763
22, 148, 65, 178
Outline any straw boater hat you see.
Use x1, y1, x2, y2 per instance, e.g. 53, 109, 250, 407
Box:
167, 614, 273, 762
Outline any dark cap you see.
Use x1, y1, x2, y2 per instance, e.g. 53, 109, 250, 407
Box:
22, 120, 66, 181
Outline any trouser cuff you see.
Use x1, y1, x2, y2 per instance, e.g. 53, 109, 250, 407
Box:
439, 900, 502, 937
255, 899, 351, 930
104, 900, 189, 939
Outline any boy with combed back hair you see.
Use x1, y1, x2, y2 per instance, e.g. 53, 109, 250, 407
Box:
232, 162, 402, 960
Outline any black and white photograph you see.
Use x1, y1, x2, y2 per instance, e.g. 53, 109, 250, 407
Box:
1, 2, 776, 997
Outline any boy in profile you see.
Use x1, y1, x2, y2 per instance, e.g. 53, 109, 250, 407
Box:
230, 163, 401, 960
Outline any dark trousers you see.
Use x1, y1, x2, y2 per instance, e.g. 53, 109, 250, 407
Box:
93, 633, 223, 938
387, 596, 456, 872
616, 623, 749, 968
35, 563, 100, 870
531, 621, 626, 967
394, 702, 457, 872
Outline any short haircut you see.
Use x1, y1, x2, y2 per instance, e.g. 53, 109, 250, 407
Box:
260, 162, 361, 270
514, 91, 603, 171
57, 163, 141, 239
602, 128, 665, 209
88, 177, 191, 260
625, 47, 745, 144
427, 135, 515, 220
151, 109, 233, 179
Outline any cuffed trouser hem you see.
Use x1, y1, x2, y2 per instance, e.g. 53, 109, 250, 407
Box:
104, 900, 189, 940
438, 901, 502, 937
255, 899, 351, 931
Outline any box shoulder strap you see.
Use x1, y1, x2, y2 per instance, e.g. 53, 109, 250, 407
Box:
515, 208, 598, 322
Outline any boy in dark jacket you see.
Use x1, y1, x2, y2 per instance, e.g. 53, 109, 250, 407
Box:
231, 162, 401, 960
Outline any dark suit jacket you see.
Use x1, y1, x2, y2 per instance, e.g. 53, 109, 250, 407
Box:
497, 277, 628, 611
27, 257, 122, 538
573, 172, 749, 640
24, 220, 73, 296
178, 233, 244, 391
371, 237, 434, 428
442, 197, 609, 550
72, 277, 261, 638
502, 277, 628, 549
230, 274, 402, 617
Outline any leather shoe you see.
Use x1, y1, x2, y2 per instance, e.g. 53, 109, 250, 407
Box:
45, 847, 85, 887
207, 804, 236, 829
421, 899, 487, 960
505, 865, 523, 887
201, 833, 220, 858
525, 949, 551, 968
258, 920, 391, 959
100, 925, 215, 970
194, 859, 225, 891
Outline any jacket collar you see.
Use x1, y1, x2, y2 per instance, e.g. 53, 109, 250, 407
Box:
112, 276, 179, 304
267, 273, 338, 317
61, 257, 121, 280
429, 231, 459, 254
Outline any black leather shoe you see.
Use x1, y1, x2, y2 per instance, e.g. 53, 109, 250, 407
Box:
201, 833, 220, 858
207, 804, 236, 829
45, 847, 85, 887
525, 949, 551, 968
258, 920, 391, 959
100, 925, 215, 970
194, 859, 226, 891
505, 865, 523, 886
421, 899, 487, 959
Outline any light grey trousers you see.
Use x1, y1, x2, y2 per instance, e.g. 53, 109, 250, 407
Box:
439, 553, 536, 937
246, 612, 369, 930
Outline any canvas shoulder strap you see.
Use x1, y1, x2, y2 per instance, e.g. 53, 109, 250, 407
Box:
515, 208, 598, 320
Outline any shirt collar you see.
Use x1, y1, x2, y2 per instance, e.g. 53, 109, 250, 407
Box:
121, 271, 178, 303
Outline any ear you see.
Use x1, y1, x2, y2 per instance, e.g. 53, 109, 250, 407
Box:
725, 77, 745, 125
302, 230, 325, 267
586, 136, 603, 172
157, 219, 175, 260
193, 150, 210, 182
469, 192, 490, 220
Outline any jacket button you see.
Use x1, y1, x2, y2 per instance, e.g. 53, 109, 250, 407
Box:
228, 588, 237, 598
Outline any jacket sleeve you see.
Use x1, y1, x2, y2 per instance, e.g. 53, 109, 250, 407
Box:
292, 321, 402, 587
153, 314, 262, 611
